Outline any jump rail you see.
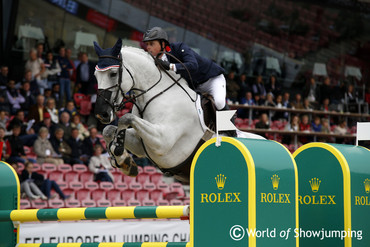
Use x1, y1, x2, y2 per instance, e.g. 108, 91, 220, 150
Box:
0, 206, 189, 222
17, 243, 190, 247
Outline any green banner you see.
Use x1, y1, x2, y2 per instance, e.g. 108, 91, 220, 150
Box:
294, 143, 370, 247
191, 137, 298, 247
0, 161, 19, 247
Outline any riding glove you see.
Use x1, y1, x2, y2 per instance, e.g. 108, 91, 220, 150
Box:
155, 58, 170, 70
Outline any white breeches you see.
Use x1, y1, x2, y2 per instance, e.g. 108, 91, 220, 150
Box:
197, 74, 226, 110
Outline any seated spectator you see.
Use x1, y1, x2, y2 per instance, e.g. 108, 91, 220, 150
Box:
264, 93, 276, 107
344, 84, 359, 113
226, 71, 240, 104
255, 113, 270, 130
281, 92, 291, 120
303, 77, 320, 109
51, 83, 62, 109
321, 118, 331, 134
67, 128, 85, 164
28, 94, 46, 123
83, 125, 104, 161
273, 94, 285, 121
33, 127, 64, 165
334, 119, 350, 144
318, 118, 331, 142
252, 75, 267, 100
71, 114, 89, 140
0, 126, 8, 161
334, 119, 349, 135
7, 109, 37, 147
22, 70, 39, 96
57, 111, 72, 140
282, 92, 291, 107
291, 93, 304, 109
320, 98, 337, 112
44, 88, 52, 99
50, 128, 72, 164
266, 74, 281, 97
5, 123, 36, 164
285, 115, 300, 132
299, 115, 311, 132
33, 112, 57, 136
237, 73, 251, 101
0, 65, 9, 90
254, 94, 264, 105
59, 100, 77, 118
311, 116, 322, 132
283, 115, 300, 145
46, 97, 59, 124
240, 91, 255, 105
0, 87, 11, 113
0, 110, 9, 129
17, 162, 47, 200
237, 91, 254, 118
88, 144, 114, 183
21, 161, 70, 200
303, 98, 314, 110
19, 81, 36, 116
6, 80, 25, 114
299, 114, 311, 144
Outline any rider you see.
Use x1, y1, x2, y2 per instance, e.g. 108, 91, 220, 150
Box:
143, 27, 226, 110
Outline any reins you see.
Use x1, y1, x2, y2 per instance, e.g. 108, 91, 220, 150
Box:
97, 50, 196, 118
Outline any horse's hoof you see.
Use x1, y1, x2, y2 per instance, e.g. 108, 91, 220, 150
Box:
125, 157, 138, 177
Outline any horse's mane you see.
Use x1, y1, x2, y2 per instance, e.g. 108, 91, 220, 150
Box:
121, 46, 153, 61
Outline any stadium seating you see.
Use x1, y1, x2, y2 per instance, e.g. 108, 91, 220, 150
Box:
49, 198, 65, 208
57, 164, 72, 174
99, 181, 114, 191
72, 164, 88, 174
48, 171, 64, 182
20, 199, 31, 209
84, 181, 99, 190
31, 199, 48, 209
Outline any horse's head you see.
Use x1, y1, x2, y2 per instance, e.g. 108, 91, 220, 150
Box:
94, 38, 134, 124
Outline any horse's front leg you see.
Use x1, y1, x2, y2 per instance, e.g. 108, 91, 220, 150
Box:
103, 125, 142, 177
116, 113, 179, 156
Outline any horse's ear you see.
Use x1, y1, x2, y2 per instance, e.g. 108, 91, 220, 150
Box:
94, 41, 103, 56
112, 38, 122, 57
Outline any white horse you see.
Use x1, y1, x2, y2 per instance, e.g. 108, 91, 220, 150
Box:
94, 39, 263, 182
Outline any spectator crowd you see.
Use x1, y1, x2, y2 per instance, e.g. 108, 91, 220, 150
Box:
226, 71, 369, 146
0, 41, 369, 203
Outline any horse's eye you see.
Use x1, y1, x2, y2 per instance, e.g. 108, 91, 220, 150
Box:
110, 72, 117, 78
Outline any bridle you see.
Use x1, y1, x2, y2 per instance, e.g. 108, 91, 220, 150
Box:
97, 49, 198, 169
96, 51, 195, 118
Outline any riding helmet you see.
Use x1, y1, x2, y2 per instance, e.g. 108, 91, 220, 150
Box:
143, 27, 169, 43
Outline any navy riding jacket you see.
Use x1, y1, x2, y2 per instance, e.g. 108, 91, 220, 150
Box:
168, 42, 224, 89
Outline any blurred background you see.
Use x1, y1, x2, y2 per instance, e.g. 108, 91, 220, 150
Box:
1, 0, 369, 97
